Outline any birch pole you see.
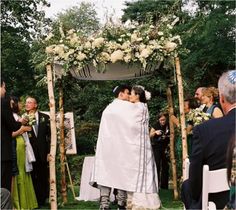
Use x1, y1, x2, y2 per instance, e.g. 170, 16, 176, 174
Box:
174, 57, 188, 179
46, 64, 57, 210
58, 79, 67, 203
166, 86, 178, 199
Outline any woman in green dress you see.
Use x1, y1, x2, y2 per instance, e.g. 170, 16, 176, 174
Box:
11, 96, 38, 209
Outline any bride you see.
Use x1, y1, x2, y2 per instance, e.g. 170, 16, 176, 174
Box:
127, 85, 160, 210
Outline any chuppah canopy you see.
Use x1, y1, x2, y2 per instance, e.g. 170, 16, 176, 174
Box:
53, 61, 162, 80
44, 15, 188, 208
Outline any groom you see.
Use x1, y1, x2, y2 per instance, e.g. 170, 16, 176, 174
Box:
25, 96, 50, 207
95, 84, 131, 210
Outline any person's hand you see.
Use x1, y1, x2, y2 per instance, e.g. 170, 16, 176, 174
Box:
155, 130, 163, 135
47, 153, 53, 162
21, 126, 32, 133
18, 117, 29, 125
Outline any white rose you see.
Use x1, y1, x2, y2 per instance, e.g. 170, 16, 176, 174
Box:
140, 48, 152, 58
92, 37, 104, 48
165, 41, 177, 52
121, 41, 130, 50
84, 41, 92, 49
131, 33, 138, 42
100, 52, 110, 61
45, 32, 54, 41
45, 46, 54, 54
70, 37, 79, 46
124, 54, 132, 63
76, 53, 87, 61
110, 50, 124, 63
67, 29, 75, 35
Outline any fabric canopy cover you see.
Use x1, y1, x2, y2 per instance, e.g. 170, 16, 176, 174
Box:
53, 62, 162, 81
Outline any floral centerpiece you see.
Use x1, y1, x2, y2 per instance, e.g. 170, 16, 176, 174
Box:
186, 108, 211, 127
45, 15, 185, 74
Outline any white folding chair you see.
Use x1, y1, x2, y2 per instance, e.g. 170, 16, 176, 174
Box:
202, 165, 230, 210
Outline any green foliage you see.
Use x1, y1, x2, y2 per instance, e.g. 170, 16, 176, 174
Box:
1, 29, 35, 96
1, 0, 50, 40
122, 0, 179, 23
54, 3, 100, 36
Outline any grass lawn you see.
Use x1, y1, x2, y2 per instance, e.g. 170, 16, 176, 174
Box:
42, 187, 183, 209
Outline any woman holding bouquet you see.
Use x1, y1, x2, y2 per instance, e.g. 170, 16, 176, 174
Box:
10, 96, 38, 210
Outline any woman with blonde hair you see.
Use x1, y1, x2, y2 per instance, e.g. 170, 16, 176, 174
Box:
201, 87, 224, 118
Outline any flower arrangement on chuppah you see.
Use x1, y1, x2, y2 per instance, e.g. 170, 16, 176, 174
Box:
186, 108, 211, 127
45, 15, 185, 74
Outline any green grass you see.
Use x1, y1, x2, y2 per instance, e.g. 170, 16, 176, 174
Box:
41, 187, 183, 209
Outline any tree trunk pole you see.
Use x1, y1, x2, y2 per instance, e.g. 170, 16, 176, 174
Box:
59, 79, 67, 203
46, 64, 57, 210
175, 57, 188, 179
166, 86, 179, 199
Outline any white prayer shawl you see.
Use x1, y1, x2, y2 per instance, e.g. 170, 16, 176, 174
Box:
13, 113, 36, 172
92, 99, 158, 193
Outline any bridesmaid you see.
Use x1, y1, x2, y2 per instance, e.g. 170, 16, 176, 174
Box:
10, 96, 38, 210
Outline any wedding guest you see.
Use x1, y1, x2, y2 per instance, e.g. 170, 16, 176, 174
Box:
150, 113, 170, 189
1, 79, 22, 191
11, 96, 38, 209
201, 86, 224, 118
194, 87, 204, 104
24, 96, 50, 207
181, 70, 236, 209
224, 136, 236, 210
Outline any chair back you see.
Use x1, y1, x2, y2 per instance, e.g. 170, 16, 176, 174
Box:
202, 165, 229, 210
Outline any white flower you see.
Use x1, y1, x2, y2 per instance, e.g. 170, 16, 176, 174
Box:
165, 41, 177, 52
124, 54, 132, 63
67, 29, 76, 35
92, 37, 104, 48
121, 41, 130, 50
84, 41, 92, 49
131, 33, 138, 42
110, 50, 124, 63
45, 32, 54, 41
76, 53, 87, 61
158, 31, 164, 36
45, 46, 54, 54
100, 52, 110, 62
140, 48, 153, 58
145, 90, 151, 100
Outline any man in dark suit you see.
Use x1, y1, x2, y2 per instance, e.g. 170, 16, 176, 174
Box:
182, 70, 236, 209
25, 96, 50, 207
1, 79, 22, 191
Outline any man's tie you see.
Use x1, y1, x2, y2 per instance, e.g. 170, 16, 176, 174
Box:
34, 122, 38, 137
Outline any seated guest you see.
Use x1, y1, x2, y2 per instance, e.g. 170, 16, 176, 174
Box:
224, 136, 236, 210
181, 70, 236, 209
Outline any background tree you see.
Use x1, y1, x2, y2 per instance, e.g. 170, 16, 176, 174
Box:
53, 2, 100, 36
1, 0, 50, 97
